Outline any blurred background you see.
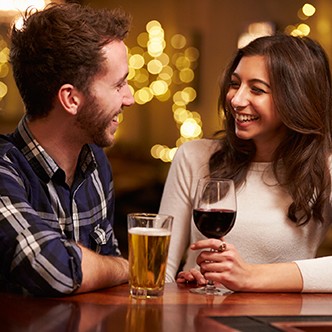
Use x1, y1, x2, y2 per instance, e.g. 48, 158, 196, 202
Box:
0, 0, 331, 257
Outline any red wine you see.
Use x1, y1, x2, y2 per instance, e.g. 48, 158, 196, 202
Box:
193, 208, 236, 239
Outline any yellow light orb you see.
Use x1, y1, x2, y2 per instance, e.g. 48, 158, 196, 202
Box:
184, 47, 200, 62
171, 34, 187, 49
0, 63, 9, 78
151, 144, 165, 159
147, 59, 163, 74
134, 68, 149, 84
173, 91, 186, 106
147, 39, 165, 57
180, 118, 202, 138
297, 23, 310, 36
179, 68, 194, 83
150, 80, 168, 96
156, 53, 170, 67
155, 89, 171, 102
146, 20, 162, 33
0, 47, 8, 63
173, 107, 191, 124
302, 3, 316, 17
183, 87, 197, 102
128, 67, 136, 81
134, 87, 153, 104
129, 54, 145, 69
175, 55, 191, 70
137, 32, 149, 48
0, 81, 7, 98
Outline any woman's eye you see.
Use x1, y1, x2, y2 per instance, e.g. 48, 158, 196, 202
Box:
252, 86, 266, 94
229, 81, 240, 89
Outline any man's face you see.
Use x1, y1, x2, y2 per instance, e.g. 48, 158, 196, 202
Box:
76, 40, 134, 147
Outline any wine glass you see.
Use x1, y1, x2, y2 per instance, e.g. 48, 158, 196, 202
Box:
190, 178, 237, 295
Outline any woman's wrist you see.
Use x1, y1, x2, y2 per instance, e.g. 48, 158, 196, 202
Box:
245, 262, 303, 292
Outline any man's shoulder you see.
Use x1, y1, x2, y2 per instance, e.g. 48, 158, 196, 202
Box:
0, 134, 19, 157
0, 134, 33, 174
88, 144, 112, 175
89, 144, 109, 164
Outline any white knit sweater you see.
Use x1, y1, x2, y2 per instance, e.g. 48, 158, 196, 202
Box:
159, 139, 332, 292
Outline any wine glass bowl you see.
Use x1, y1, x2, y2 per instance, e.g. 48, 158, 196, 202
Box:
193, 208, 236, 239
190, 178, 237, 295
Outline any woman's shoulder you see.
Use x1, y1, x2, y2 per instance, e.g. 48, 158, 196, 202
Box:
171, 139, 220, 172
169, 139, 220, 182
177, 138, 220, 155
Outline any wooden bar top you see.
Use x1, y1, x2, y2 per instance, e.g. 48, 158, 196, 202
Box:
1, 283, 332, 331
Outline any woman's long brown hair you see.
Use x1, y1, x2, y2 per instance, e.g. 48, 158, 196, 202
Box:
210, 34, 332, 225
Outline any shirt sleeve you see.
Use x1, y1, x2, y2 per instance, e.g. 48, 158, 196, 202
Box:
0, 154, 83, 297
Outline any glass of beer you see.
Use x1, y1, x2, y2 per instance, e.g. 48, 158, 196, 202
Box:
127, 213, 173, 298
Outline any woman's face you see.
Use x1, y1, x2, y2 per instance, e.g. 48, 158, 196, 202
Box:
226, 55, 287, 160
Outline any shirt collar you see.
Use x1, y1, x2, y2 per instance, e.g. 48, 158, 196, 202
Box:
12, 116, 98, 183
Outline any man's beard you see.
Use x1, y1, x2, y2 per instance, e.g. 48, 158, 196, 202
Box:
76, 93, 115, 148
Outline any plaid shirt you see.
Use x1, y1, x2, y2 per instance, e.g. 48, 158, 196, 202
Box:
0, 117, 120, 296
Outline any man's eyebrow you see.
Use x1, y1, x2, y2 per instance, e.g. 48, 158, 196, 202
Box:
115, 72, 129, 85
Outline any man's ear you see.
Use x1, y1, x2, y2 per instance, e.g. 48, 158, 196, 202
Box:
58, 84, 82, 115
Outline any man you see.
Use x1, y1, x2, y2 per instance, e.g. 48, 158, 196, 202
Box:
0, 3, 134, 296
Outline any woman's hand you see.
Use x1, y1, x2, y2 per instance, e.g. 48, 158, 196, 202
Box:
191, 239, 253, 291
176, 268, 207, 285
191, 239, 303, 292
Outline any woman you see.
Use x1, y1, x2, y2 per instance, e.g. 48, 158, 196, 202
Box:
159, 34, 332, 292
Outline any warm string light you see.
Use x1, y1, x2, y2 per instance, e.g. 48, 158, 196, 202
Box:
237, 22, 275, 48
0, 36, 9, 103
285, 3, 316, 36
127, 20, 200, 163
0, 0, 49, 11
0, 1, 54, 107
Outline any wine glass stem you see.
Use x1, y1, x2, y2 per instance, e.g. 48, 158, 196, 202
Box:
206, 280, 215, 294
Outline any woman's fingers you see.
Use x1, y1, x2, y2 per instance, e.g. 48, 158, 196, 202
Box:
191, 239, 231, 252
176, 269, 207, 285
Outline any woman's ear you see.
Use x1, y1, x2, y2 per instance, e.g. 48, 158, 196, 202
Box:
57, 84, 82, 115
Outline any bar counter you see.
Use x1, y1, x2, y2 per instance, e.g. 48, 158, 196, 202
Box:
2, 282, 332, 331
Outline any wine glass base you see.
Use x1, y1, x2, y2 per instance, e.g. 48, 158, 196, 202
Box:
189, 286, 231, 296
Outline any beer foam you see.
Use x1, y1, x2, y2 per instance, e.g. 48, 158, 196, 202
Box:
129, 227, 171, 236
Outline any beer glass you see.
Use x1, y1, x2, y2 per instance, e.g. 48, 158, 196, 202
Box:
127, 213, 173, 298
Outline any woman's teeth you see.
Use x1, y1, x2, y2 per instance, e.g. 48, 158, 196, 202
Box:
236, 114, 259, 122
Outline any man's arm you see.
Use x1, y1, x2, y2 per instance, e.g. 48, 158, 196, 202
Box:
76, 244, 128, 294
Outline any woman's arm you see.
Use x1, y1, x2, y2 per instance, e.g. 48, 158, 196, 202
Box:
158, 143, 196, 282
192, 239, 303, 292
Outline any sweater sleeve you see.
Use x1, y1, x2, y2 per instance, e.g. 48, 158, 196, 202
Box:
159, 139, 218, 282
295, 256, 332, 292
159, 144, 193, 282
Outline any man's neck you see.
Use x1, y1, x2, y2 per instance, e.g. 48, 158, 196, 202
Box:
26, 116, 82, 186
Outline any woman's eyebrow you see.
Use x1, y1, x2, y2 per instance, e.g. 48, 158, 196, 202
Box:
231, 73, 271, 89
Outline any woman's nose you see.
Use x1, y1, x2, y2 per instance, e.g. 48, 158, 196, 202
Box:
230, 86, 249, 110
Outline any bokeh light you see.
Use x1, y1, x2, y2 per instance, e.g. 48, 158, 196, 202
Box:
287, 3, 315, 36
302, 3, 316, 17
128, 19, 200, 162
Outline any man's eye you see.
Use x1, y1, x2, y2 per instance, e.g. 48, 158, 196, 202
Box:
117, 80, 127, 90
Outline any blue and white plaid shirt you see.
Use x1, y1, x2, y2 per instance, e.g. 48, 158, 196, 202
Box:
0, 116, 120, 296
